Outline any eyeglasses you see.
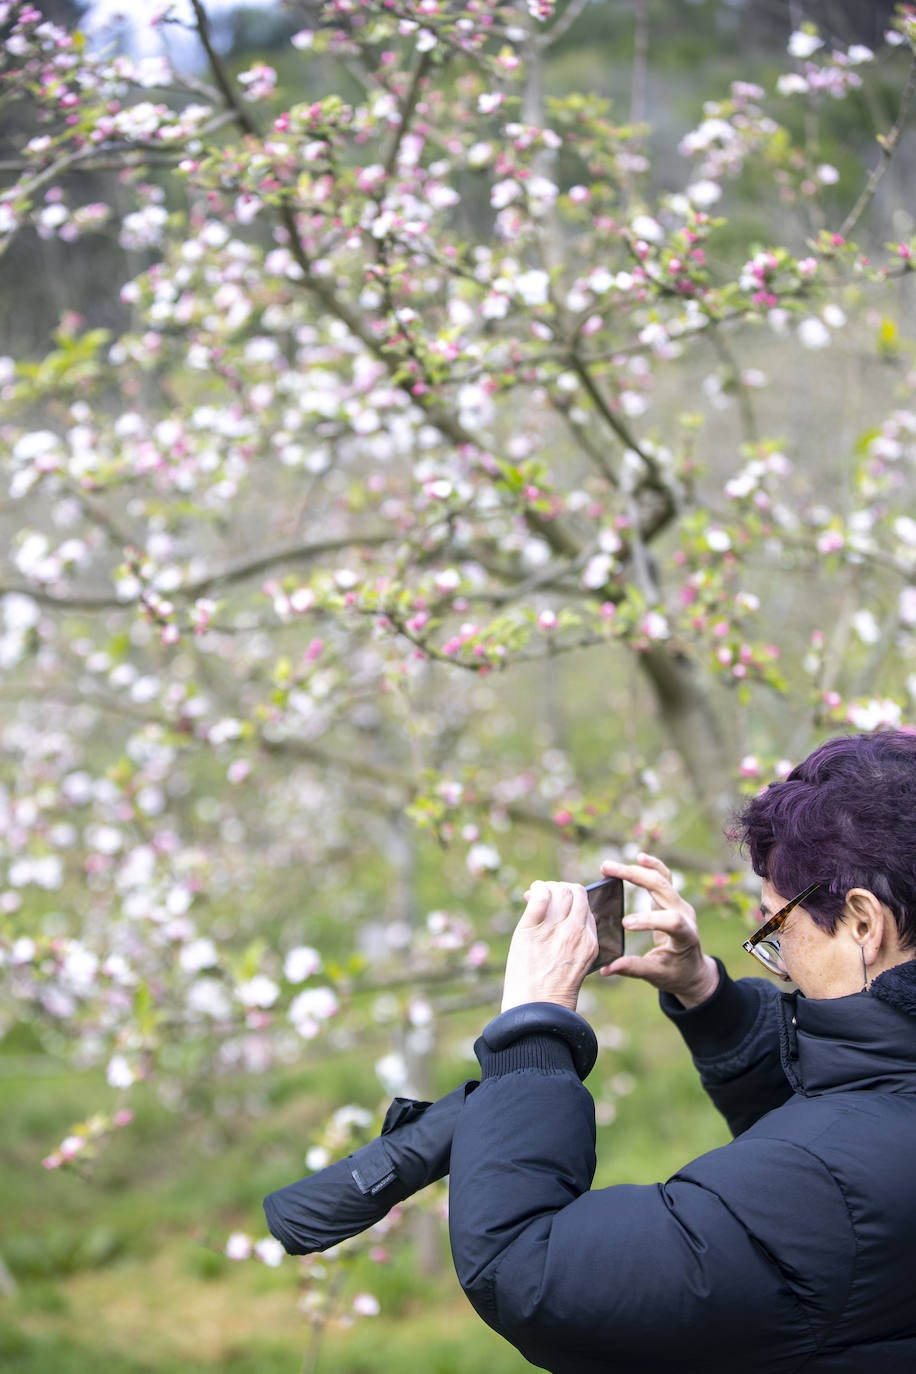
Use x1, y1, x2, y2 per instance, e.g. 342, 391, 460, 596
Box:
742, 881, 822, 980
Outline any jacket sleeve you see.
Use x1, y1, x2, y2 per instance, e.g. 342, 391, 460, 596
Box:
447, 1020, 849, 1374
264, 1079, 476, 1254
659, 959, 794, 1135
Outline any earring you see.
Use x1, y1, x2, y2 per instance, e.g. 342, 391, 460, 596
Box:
861, 945, 869, 991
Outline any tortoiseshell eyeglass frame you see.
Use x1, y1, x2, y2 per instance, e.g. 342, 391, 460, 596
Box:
742, 881, 822, 979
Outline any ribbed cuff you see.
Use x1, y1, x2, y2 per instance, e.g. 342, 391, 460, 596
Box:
659, 959, 762, 1059
475, 1031, 577, 1079
475, 1002, 597, 1078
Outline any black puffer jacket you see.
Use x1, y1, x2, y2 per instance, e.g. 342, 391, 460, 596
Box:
448, 961, 916, 1373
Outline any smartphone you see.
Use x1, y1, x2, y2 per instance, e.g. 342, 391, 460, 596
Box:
585, 876, 625, 974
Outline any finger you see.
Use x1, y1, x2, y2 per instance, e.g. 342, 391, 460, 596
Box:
636, 851, 673, 880
567, 883, 592, 926
599, 955, 650, 979
525, 880, 577, 931
601, 856, 680, 906
622, 909, 694, 940
518, 881, 552, 927
540, 882, 594, 932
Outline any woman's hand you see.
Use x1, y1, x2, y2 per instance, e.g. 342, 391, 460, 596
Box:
597, 853, 719, 1009
501, 881, 598, 1014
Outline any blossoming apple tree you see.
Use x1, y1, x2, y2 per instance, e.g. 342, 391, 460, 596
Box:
1, 0, 916, 1189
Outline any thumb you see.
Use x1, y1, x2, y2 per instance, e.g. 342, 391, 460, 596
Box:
599, 955, 649, 981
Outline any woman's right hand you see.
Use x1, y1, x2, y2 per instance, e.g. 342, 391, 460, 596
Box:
597, 852, 720, 1009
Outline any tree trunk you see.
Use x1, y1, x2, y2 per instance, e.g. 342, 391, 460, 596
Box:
637, 646, 736, 849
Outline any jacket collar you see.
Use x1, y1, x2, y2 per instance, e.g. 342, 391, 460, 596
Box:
779, 960, 916, 1097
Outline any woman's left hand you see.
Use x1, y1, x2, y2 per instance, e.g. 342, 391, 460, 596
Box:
501, 881, 599, 1014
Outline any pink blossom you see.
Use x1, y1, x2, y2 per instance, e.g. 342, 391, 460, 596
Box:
237, 63, 277, 102
466, 941, 489, 969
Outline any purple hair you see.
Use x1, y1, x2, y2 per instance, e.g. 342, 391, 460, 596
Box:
728, 730, 916, 948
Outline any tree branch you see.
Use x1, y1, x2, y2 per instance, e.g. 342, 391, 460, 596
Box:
189, 0, 260, 140
0, 530, 400, 612
706, 325, 758, 446
538, 0, 591, 51
383, 50, 432, 180
0, 114, 237, 196
838, 51, 916, 240
258, 735, 715, 872
566, 350, 658, 479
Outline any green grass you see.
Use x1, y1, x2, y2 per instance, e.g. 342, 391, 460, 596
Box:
0, 909, 747, 1372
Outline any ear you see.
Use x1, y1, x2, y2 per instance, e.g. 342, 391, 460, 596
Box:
843, 888, 888, 962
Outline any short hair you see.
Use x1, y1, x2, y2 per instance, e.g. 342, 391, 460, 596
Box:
728, 729, 916, 949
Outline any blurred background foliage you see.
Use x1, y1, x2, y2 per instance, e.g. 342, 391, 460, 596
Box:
1, 1, 915, 1370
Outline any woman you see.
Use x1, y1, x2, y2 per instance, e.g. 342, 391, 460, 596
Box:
265, 731, 916, 1372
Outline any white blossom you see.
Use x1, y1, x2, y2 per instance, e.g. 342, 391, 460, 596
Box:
187, 978, 231, 1020
237, 975, 280, 1009
852, 610, 880, 645
787, 30, 823, 59
798, 318, 831, 350
254, 1237, 285, 1267
631, 214, 664, 243
375, 1051, 409, 1094
642, 611, 670, 640
466, 842, 500, 875
289, 986, 339, 1038
847, 699, 902, 732
180, 938, 218, 973
106, 1055, 135, 1089
284, 946, 322, 983
582, 553, 613, 589
225, 1233, 252, 1261
899, 588, 916, 627
686, 179, 722, 206
515, 269, 550, 306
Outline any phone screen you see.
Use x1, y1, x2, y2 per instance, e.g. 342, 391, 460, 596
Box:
585, 876, 625, 974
